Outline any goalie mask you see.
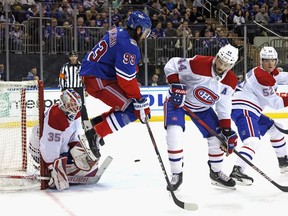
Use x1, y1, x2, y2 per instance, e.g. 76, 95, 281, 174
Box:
59, 89, 82, 121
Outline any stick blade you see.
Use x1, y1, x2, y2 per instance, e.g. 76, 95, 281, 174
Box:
184, 203, 198, 211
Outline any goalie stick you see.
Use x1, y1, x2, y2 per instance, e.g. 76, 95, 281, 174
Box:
183, 105, 288, 192
145, 119, 198, 211
0, 156, 113, 185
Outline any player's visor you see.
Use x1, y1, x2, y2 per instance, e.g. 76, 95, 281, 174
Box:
142, 28, 151, 38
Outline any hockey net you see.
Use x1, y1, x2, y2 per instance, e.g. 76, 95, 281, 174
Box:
0, 80, 46, 190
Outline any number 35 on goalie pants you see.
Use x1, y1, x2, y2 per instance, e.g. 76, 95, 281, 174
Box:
78, 134, 98, 162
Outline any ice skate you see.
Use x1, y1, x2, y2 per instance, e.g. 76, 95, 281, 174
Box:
230, 165, 254, 185
208, 162, 236, 190
85, 128, 103, 159
167, 172, 183, 191
278, 155, 288, 174
89, 116, 105, 146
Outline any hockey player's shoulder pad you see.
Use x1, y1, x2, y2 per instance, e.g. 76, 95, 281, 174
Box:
254, 67, 276, 87
48, 105, 69, 131
221, 70, 239, 90
189, 55, 214, 77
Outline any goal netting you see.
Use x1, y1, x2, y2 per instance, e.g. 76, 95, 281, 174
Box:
0, 80, 45, 190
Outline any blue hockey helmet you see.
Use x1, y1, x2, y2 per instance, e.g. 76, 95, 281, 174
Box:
126, 11, 152, 38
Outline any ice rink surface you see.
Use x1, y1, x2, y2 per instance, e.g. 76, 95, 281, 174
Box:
1, 120, 288, 216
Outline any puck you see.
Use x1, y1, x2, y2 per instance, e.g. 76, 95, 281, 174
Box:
134, 159, 140, 162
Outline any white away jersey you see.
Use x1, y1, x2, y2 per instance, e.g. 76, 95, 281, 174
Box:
232, 66, 288, 116
164, 56, 238, 124
37, 104, 82, 163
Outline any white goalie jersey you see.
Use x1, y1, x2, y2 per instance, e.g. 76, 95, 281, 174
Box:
29, 103, 83, 164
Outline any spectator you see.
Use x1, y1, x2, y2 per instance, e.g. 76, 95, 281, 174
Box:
59, 51, 89, 121
9, 21, 24, 54
83, 0, 97, 10
255, 6, 270, 24
60, 21, 72, 53
76, 17, 90, 52
164, 21, 177, 60
77, 4, 88, 24
191, 30, 203, 55
269, 7, 282, 23
87, 19, 102, 49
216, 29, 230, 47
86, 5, 98, 22
0, 64, 6, 81
201, 28, 217, 55
176, 20, 193, 52
59, 0, 73, 15
233, 9, 245, 36
112, 8, 122, 27
150, 13, 159, 29
150, 74, 159, 86
244, 10, 254, 24
24, 66, 39, 80
175, 0, 186, 14
250, 4, 260, 20
44, 17, 62, 53
282, 8, 288, 23
150, 21, 165, 39
189, 6, 206, 24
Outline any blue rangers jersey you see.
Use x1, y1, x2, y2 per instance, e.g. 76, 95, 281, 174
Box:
79, 27, 140, 80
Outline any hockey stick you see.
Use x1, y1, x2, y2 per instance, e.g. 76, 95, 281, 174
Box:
183, 105, 288, 192
0, 156, 113, 185
145, 119, 198, 211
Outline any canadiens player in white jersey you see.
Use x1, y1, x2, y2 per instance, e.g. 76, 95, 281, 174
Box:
229, 46, 288, 185
29, 89, 99, 190
79, 11, 152, 159
164, 44, 239, 190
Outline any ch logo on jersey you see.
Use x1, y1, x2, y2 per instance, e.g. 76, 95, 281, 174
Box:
193, 86, 219, 105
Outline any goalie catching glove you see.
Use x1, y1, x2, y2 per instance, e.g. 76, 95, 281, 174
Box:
220, 128, 238, 155
169, 83, 187, 107
133, 97, 151, 124
48, 157, 69, 191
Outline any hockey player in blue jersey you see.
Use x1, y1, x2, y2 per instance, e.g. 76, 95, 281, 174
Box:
79, 11, 152, 158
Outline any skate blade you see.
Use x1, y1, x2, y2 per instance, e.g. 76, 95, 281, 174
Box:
231, 178, 253, 186
280, 167, 288, 174
211, 180, 236, 190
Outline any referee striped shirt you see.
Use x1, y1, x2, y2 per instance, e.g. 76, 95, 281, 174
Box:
59, 61, 83, 90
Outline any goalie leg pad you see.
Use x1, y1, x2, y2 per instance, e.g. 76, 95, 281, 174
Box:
70, 142, 91, 171
48, 157, 69, 191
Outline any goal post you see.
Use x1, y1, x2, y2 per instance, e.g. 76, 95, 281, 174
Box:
0, 80, 46, 190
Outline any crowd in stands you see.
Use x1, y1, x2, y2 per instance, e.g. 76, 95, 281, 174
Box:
0, 0, 287, 85
0, 0, 288, 52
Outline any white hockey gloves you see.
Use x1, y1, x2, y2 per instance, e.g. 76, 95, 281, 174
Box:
133, 97, 151, 123
169, 83, 187, 107
48, 157, 69, 191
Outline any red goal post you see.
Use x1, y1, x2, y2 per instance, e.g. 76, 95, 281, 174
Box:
0, 80, 47, 190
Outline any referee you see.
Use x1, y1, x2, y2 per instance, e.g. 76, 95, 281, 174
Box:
59, 51, 88, 121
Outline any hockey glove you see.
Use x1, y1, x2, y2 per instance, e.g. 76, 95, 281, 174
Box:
133, 97, 151, 124
48, 157, 69, 191
169, 83, 187, 107
220, 128, 238, 155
